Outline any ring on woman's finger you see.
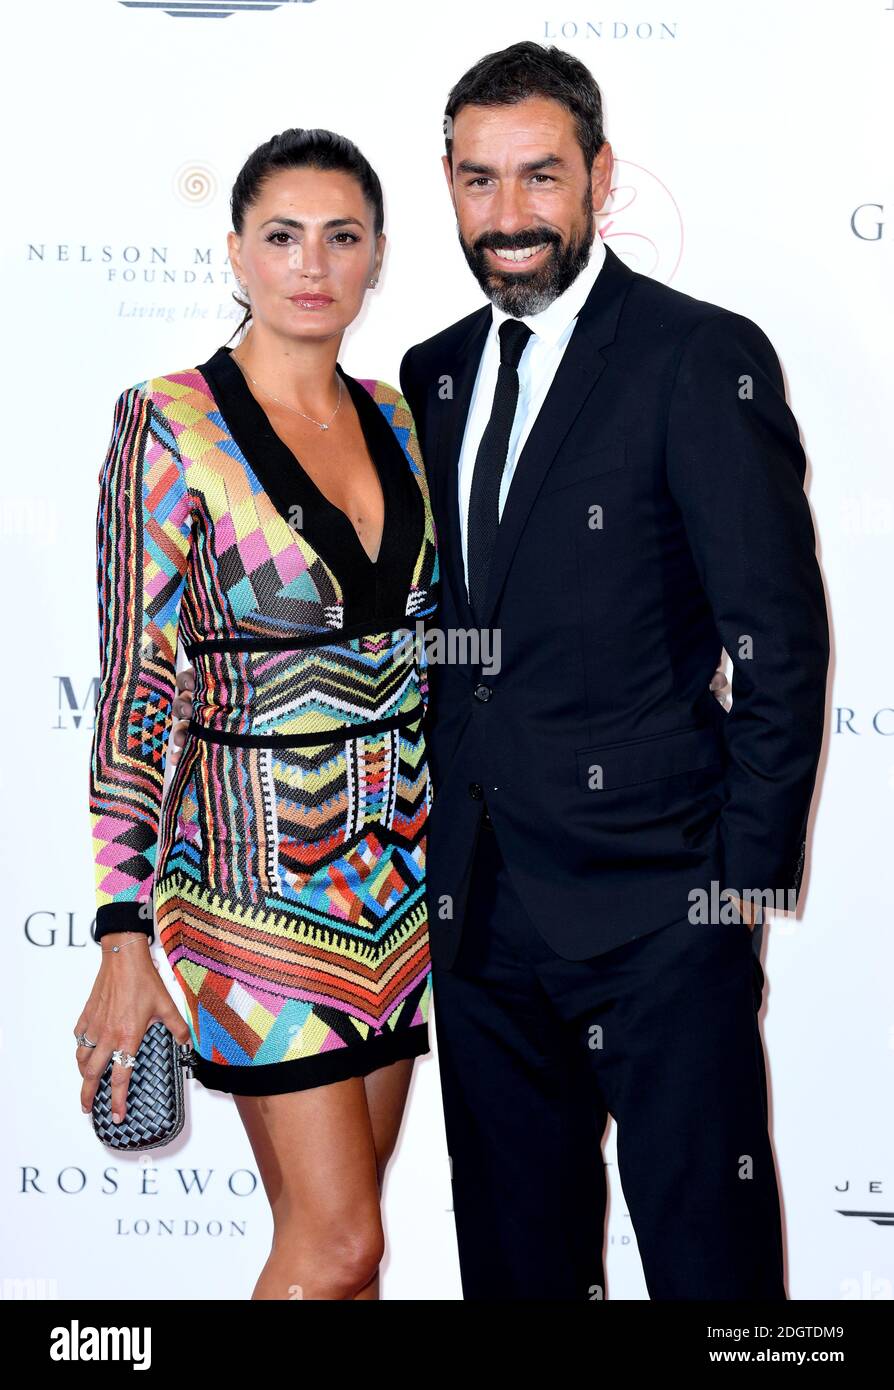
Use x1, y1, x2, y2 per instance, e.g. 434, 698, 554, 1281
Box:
75, 1032, 97, 1048
111, 1049, 137, 1068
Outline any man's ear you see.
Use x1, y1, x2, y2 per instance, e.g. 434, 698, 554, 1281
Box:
591, 140, 613, 214
441, 153, 455, 206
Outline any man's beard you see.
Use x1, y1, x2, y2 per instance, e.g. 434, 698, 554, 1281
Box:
457, 202, 596, 316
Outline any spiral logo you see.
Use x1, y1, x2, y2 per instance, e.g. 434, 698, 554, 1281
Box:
597, 158, 683, 283
173, 162, 217, 207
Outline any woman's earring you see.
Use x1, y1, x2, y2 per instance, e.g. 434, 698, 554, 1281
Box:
368, 278, 378, 288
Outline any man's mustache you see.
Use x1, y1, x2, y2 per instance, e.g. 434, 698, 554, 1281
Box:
473, 230, 561, 253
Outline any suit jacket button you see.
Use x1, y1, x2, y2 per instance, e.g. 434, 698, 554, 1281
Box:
473, 683, 492, 702
468, 782, 484, 800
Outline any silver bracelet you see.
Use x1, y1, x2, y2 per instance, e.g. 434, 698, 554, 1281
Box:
100, 934, 151, 955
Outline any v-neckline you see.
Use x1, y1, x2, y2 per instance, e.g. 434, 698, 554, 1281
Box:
196, 343, 426, 630
225, 344, 386, 568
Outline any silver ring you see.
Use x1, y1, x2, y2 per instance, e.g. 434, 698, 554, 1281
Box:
110, 1049, 137, 1069
75, 1032, 97, 1049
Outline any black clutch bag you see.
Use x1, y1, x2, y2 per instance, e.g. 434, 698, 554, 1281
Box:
91, 1019, 199, 1151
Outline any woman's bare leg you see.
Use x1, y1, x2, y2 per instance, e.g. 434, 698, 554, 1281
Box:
355, 1057, 416, 1299
363, 1056, 415, 1187
233, 1056, 416, 1300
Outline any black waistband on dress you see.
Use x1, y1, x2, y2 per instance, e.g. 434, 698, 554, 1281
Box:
185, 699, 426, 749
183, 616, 426, 659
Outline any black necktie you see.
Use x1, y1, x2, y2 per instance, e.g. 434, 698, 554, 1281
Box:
466, 317, 533, 623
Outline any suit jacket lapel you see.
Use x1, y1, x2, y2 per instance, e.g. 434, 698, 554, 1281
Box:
433, 242, 636, 635
478, 242, 635, 627
434, 309, 490, 632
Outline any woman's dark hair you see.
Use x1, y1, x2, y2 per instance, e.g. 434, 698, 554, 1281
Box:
227, 127, 384, 340
443, 41, 605, 176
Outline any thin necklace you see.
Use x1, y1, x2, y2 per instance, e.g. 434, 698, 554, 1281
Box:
231, 351, 343, 431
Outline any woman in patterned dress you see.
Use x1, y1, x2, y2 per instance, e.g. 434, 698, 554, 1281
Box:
77, 129, 438, 1299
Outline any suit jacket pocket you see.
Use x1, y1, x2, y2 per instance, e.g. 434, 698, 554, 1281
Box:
577, 723, 726, 793
539, 440, 627, 497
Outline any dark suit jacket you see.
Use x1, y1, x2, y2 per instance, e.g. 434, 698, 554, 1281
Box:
399, 242, 829, 966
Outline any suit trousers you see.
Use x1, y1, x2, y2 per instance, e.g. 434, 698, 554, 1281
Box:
430, 809, 787, 1301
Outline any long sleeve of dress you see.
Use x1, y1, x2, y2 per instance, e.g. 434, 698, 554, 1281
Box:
88, 384, 192, 941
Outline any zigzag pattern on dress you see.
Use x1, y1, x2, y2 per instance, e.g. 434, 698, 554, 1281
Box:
90, 350, 438, 1087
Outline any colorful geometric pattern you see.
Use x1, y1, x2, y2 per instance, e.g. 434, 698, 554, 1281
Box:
89, 350, 438, 1094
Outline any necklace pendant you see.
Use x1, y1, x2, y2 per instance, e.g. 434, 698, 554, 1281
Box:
319, 423, 328, 431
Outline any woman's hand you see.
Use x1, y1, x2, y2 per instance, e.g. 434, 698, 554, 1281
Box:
168, 666, 196, 762
75, 936, 193, 1123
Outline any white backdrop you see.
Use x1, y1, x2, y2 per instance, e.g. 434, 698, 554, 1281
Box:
4, 0, 892, 1301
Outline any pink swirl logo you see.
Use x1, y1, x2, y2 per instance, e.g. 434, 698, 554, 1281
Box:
597, 158, 683, 282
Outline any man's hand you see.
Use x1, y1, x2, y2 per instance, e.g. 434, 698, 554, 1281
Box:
709, 663, 730, 708
169, 661, 731, 754
169, 666, 195, 762
708, 662, 752, 925
729, 895, 758, 929
169, 656, 731, 783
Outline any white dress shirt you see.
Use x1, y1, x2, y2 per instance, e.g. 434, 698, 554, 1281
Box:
458, 233, 607, 591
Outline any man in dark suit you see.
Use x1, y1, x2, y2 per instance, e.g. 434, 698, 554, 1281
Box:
400, 41, 829, 1300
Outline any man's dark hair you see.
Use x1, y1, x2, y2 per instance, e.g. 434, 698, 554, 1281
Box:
443, 41, 606, 174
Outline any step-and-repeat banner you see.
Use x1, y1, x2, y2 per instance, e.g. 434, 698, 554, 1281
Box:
4, 0, 892, 1300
